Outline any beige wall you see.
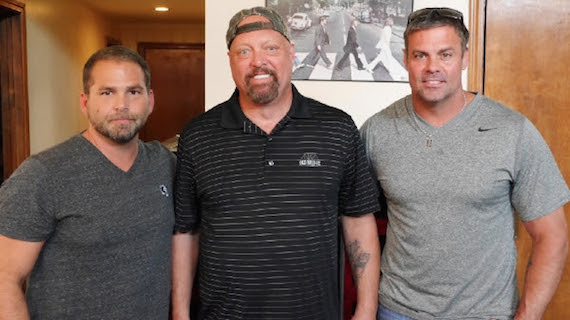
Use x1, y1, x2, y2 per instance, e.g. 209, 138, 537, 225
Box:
116, 22, 204, 51
25, 0, 112, 154
23, 0, 204, 154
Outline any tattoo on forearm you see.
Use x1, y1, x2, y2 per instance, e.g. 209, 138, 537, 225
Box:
346, 240, 370, 287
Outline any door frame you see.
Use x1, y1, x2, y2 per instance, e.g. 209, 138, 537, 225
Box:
0, 0, 29, 180
467, 0, 485, 93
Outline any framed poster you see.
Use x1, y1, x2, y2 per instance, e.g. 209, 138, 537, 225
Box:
267, 0, 413, 82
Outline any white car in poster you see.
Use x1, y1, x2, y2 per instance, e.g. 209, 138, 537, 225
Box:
290, 13, 312, 31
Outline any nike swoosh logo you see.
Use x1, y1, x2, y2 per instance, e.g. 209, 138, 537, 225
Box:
478, 127, 497, 132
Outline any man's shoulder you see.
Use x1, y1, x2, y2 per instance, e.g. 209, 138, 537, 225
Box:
304, 97, 354, 123
7, 135, 86, 182
31, 135, 85, 164
140, 140, 176, 162
181, 102, 225, 132
473, 93, 526, 127
366, 96, 409, 124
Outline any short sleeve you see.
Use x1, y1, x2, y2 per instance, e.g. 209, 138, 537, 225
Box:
173, 128, 200, 233
0, 157, 56, 241
339, 120, 381, 217
512, 119, 570, 221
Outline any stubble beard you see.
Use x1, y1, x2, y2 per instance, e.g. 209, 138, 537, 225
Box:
92, 114, 147, 144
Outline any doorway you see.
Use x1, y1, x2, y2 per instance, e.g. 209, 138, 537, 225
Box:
0, 0, 30, 182
0, 89, 3, 183
137, 42, 205, 143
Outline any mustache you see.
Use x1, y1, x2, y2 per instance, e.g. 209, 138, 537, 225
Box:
246, 67, 276, 80
107, 113, 135, 121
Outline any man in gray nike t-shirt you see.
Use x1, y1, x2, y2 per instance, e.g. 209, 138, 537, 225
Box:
361, 7, 569, 320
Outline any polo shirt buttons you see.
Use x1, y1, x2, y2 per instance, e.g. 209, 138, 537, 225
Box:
266, 136, 274, 166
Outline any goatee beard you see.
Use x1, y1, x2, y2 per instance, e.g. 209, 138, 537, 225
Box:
246, 69, 279, 105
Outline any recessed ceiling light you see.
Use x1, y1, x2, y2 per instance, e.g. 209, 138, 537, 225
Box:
155, 7, 169, 12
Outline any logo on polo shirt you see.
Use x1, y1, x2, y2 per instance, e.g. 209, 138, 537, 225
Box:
299, 153, 321, 167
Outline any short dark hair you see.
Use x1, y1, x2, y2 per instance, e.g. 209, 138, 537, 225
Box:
82, 45, 151, 94
404, 8, 469, 53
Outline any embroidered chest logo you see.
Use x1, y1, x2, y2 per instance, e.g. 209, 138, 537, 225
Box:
159, 185, 170, 197
299, 153, 322, 167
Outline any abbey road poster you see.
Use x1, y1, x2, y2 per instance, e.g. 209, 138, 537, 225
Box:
267, 0, 412, 82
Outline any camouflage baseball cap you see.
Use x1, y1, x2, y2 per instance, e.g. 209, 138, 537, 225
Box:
226, 6, 290, 49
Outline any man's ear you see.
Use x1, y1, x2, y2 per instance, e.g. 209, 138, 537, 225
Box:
148, 89, 155, 114
289, 42, 296, 61
80, 92, 89, 116
462, 48, 470, 70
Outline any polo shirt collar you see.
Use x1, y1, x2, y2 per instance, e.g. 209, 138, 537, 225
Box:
220, 84, 312, 129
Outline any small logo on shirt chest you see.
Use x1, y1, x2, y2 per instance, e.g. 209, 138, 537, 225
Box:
299, 153, 322, 167
159, 185, 170, 197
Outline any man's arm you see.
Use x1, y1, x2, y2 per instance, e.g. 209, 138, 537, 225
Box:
515, 207, 568, 320
0, 234, 43, 320
342, 213, 380, 320
171, 232, 200, 320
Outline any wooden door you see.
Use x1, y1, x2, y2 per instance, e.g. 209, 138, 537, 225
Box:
0, 0, 30, 181
475, 0, 570, 318
138, 43, 205, 143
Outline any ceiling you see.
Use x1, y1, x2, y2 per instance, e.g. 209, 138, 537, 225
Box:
81, 0, 205, 23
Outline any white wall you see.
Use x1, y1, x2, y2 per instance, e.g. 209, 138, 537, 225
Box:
206, 0, 469, 128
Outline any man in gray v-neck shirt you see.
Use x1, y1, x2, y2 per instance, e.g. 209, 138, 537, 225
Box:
361, 7, 569, 320
0, 45, 176, 319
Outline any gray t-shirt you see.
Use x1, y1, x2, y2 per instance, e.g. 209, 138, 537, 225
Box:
0, 135, 176, 319
361, 93, 569, 319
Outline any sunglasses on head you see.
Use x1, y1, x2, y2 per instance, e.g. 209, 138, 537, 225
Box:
407, 7, 464, 24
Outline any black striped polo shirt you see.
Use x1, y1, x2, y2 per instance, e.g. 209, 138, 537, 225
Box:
174, 85, 380, 320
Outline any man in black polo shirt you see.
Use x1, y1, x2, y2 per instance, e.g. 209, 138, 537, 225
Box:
171, 7, 381, 320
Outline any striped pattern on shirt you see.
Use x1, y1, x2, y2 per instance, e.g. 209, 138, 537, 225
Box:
174, 86, 380, 320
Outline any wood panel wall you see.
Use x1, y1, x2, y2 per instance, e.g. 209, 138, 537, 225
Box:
479, 0, 570, 318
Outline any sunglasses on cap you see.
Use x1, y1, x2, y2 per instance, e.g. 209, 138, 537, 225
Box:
407, 7, 464, 24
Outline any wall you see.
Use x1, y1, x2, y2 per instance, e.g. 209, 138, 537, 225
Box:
116, 22, 204, 51
25, 0, 112, 154
205, 0, 469, 127
23, 1, 205, 154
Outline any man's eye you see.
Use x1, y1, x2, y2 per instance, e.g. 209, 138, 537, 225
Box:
100, 91, 112, 96
130, 90, 142, 95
